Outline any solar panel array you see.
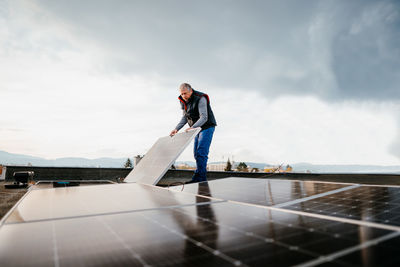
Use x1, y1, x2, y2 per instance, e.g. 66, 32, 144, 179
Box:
2, 178, 400, 266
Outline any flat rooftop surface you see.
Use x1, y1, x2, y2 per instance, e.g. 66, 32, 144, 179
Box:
0, 181, 28, 220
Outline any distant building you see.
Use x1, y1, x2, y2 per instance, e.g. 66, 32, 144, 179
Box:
264, 166, 281, 173
285, 165, 293, 172
207, 162, 226, 171
264, 164, 293, 173
176, 163, 196, 170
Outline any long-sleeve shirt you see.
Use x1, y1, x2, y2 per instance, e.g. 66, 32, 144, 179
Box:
175, 97, 208, 130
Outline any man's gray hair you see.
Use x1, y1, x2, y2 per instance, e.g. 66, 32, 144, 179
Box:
179, 83, 192, 91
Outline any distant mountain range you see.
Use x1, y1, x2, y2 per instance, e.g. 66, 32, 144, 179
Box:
290, 162, 400, 174
0, 150, 127, 168
1, 150, 400, 173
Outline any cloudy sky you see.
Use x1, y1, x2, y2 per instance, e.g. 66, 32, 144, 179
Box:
1, 0, 399, 165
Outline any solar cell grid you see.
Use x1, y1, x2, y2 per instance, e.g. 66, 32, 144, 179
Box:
284, 185, 400, 226
298, 231, 400, 267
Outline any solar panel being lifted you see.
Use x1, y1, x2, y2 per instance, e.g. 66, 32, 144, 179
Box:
124, 128, 201, 185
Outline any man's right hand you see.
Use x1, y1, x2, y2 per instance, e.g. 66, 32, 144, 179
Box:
170, 129, 178, 136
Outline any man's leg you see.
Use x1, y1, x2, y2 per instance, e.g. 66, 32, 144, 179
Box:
192, 133, 200, 182
195, 127, 215, 182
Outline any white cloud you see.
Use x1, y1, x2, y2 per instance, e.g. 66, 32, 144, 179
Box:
0, 1, 179, 158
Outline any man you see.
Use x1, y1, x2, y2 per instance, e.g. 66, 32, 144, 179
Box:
170, 83, 217, 182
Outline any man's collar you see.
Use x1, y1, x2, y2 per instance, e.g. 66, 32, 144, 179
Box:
178, 95, 186, 103
187, 89, 196, 102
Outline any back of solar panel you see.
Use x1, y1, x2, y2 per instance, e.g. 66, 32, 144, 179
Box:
124, 128, 201, 185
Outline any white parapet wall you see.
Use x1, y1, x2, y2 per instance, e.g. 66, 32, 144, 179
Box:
0, 166, 5, 180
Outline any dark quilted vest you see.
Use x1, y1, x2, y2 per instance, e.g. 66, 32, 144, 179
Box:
178, 90, 217, 130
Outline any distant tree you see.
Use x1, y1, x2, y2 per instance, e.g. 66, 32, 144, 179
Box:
236, 162, 249, 172
286, 164, 293, 172
124, 158, 133, 168
225, 159, 232, 171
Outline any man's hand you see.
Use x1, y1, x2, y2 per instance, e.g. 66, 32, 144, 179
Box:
185, 127, 196, 132
170, 129, 178, 136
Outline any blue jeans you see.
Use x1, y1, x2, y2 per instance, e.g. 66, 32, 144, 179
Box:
192, 127, 215, 182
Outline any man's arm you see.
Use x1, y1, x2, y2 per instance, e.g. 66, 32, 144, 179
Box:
191, 97, 208, 128
175, 111, 188, 130
170, 111, 188, 136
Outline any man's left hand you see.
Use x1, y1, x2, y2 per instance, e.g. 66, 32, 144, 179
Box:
185, 127, 196, 132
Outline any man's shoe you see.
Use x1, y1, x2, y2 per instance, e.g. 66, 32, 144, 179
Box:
198, 177, 207, 182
